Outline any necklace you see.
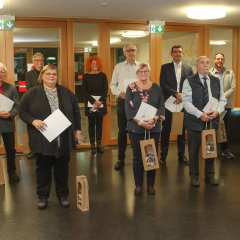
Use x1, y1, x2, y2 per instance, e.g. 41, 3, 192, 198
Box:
44, 86, 56, 91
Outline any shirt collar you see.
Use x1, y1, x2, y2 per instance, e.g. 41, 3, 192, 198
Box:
173, 61, 182, 67
124, 60, 137, 65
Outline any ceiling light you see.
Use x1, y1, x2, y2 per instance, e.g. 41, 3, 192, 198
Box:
210, 40, 226, 45
187, 6, 226, 20
122, 31, 148, 38
0, 0, 3, 9
91, 38, 121, 46
110, 37, 121, 44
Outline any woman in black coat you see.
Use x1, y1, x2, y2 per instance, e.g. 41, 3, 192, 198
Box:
82, 56, 108, 154
19, 64, 82, 210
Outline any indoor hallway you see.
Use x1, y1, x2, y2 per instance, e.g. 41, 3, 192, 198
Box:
1, 144, 240, 240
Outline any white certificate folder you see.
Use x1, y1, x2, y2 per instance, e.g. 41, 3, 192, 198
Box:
135, 102, 157, 121
41, 109, 72, 142
0, 94, 14, 112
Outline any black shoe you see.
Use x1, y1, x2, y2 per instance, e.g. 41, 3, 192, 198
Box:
28, 151, 36, 159
147, 186, 156, 195
91, 144, 97, 154
38, 198, 48, 210
205, 177, 218, 186
114, 160, 125, 171
134, 186, 142, 196
178, 156, 189, 165
191, 177, 200, 187
160, 158, 166, 166
9, 172, 20, 183
59, 197, 70, 208
97, 145, 104, 153
222, 149, 235, 159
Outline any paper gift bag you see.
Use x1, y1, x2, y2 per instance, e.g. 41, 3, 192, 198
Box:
171, 112, 184, 135
201, 128, 217, 159
140, 133, 159, 171
217, 120, 227, 143
76, 175, 89, 212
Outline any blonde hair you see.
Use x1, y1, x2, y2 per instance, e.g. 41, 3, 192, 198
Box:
38, 64, 58, 84
136, 63, 151, 75
0, 62, 8, 74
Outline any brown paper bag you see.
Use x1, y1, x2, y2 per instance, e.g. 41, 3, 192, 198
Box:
201, 126, 217, 159
171, 112, 184, 135
0, 157, 5, 185
140, 132, 159, 171
76, 175, 89, 211
217, 120, 227, 143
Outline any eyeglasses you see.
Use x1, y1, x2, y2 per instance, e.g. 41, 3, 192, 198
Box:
34, 59, 44, 62
44, 72, 57, 77
138, 70, 149, 75
125, 49, 137, 53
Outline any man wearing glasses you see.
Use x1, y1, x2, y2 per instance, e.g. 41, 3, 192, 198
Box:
25, 52, 44, 159
159, 45, 193, 166
110, 43, 140, 170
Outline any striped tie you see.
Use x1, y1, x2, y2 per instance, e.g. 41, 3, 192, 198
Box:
203, 77, 209, 107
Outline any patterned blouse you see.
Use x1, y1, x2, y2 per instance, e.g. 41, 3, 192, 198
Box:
125, 82, 165, 133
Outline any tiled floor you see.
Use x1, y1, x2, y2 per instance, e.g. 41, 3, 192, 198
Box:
1, 144, 240, 240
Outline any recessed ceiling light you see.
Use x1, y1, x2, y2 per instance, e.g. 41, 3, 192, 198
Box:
122, 31, 148, 38
187, 6, 226, 20
210, 40, 226, 45
91, 38, 121, 46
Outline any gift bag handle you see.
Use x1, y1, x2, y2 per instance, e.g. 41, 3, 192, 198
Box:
205, 120, 213, 130
144, 129, 151, 140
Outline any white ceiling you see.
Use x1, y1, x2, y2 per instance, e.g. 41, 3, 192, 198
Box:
1, 0, 240, 25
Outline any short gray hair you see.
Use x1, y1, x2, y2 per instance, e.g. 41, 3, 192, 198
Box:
33, 52, 44, 60
123, 43, 137, 52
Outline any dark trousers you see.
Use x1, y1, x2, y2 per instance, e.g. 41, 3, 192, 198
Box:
129, 131, 159, 187
160, 109, 185, 159
88, 116, 103, 145
1, 132, 16, 174
117, 98, 128, 161
221, 108, 231, 151
35, 154, 69, 198
187, 129, 214, 178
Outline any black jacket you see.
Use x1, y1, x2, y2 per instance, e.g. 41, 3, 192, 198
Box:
160, 62, 193, 101
19, 84, 81, 157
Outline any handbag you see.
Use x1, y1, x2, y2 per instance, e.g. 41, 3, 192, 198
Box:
201, 121, 217, 159
217, 120, 227, 143
140, 130, 159, 171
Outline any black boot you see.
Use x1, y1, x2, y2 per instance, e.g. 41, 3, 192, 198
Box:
97, 143, 104, 153
91, 144, 97, 154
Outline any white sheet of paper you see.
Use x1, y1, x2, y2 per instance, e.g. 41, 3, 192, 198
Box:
87, 96, 103, 108
164, 96, 183, 112
0, 94, 14, 112
135, 102, 157, 121
203, 97, 218, 113
124, 79, 136, 91
40, 109, 72, 142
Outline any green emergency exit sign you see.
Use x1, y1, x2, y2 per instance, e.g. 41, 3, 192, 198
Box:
0, 19, 15, 30
149, 24, 164, 33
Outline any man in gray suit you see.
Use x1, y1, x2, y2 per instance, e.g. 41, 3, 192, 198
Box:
209, 53, 236, 159
25, 52, 44, 159
0, 62, 20, 182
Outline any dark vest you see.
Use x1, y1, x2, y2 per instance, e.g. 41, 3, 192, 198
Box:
184, 74, 220, 131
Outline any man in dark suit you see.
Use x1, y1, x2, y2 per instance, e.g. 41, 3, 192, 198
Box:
25, 52, 44, 159
0, 62, 20, 182
160, 45, 193, 166
182, 56, 226, 186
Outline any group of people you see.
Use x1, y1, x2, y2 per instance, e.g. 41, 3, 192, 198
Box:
0, 42, 236, 209
110, 43, 235, 195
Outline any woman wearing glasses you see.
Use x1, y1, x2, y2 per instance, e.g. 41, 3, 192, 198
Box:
19, 64, 82, 210
125, 63, 165, 196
